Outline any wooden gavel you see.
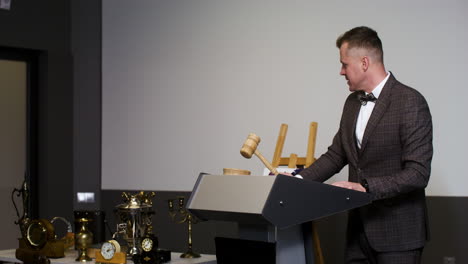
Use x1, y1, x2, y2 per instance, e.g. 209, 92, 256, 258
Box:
240, 133, 279, 175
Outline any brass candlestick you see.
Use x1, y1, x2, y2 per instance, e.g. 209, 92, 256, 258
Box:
75, 218, 93, 262
168, 197, 200, 258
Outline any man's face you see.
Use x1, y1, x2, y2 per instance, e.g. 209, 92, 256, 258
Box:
339, 42, 365, 92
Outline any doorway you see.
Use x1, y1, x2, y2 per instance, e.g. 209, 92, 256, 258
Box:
0, 47, 38, 250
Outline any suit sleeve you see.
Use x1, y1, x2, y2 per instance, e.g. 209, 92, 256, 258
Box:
299, 116, 349, 182
367, 92, 433, 200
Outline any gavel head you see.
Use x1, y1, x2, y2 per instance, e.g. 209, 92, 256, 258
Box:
240, 133, 261, 159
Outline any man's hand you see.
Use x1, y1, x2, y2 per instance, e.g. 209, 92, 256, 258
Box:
331, 181, 366, 192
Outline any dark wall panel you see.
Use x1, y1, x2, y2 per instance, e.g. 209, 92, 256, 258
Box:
0, 1, 73, 223
71, 0, 102, 211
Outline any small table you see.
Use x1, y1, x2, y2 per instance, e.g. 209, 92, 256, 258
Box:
0, 249, 217, 264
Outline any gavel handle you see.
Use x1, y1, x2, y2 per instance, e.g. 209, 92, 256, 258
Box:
254, 149, 279, 175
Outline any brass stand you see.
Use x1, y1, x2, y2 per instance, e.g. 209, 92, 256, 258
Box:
75, 218, 93, 262
168, 197, 200, 258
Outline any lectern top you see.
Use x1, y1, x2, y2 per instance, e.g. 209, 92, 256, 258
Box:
188, 174, 275, 215
187, 174, 372, 228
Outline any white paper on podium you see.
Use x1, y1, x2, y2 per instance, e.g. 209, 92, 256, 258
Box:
262, 167, 296, 176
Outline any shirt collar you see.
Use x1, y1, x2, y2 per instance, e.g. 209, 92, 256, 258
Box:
367, 72, 390, 99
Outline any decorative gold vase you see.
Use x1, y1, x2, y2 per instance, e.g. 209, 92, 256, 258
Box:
75, 218, 93, 262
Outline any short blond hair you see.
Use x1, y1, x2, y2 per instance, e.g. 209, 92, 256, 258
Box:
336, 26, 384, 63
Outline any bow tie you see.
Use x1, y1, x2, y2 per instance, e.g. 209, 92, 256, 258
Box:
358, 93, 377, 105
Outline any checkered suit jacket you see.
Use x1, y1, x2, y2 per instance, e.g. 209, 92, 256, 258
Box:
299, 73, 433, 251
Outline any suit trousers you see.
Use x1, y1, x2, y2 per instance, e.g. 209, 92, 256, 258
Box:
345, 214, 423, 264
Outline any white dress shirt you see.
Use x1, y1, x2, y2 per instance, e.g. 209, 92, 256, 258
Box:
355, 72, 390, 148
295, 72, 390, 179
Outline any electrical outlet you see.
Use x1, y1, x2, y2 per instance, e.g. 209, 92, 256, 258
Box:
443, 256, 456, 264
77, 192, 95, 203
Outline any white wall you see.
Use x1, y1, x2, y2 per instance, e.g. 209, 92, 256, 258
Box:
102, 0, 468, 196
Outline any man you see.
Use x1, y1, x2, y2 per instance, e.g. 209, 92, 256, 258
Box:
297, 26, 433, 263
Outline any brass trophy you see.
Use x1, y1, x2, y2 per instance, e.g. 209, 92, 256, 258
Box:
75, 218, 93, 262
167, 196, 200, 258
114, 191, 155, 257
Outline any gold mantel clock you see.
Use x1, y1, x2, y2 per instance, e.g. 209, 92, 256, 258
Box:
15, 219, 66, 263
95, 240, 126, 264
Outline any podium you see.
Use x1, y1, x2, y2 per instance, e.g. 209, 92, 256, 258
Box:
187, 174, 372, 264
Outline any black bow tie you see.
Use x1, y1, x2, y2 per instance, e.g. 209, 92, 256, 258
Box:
358, 93, 377, 105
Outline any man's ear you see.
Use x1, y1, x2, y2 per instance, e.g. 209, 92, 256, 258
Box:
361, 56, 370, 72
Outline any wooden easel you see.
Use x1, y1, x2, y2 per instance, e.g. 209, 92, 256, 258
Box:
272, 122, 318, 168
271, 122, 325, 264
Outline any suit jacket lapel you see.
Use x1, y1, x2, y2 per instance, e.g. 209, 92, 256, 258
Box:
359, 74, 395, 153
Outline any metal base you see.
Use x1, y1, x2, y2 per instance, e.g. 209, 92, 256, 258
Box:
238, 223, 314, 264
75, 249, 92, 262
180, 250, 201, 258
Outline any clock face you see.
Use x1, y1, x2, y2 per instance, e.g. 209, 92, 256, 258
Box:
101, 241, 116, 260
26, 221, 47, 248
141, 237, 154, 252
